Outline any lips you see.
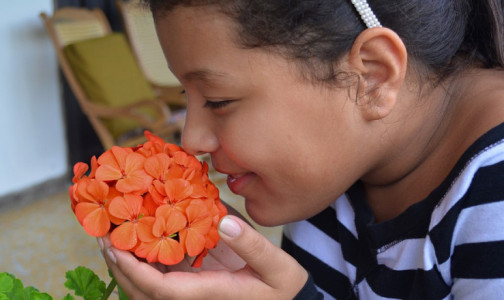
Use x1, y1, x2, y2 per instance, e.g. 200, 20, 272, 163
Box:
225, 173, 255, 194
227, 173, 245, 183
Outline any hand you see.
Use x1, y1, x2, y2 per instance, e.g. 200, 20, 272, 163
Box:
99, 215, 308, 300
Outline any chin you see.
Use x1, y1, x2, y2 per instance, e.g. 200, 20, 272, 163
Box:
245, 202, 289, 227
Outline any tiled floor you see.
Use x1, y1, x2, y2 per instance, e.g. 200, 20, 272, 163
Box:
0, 170, 283, 299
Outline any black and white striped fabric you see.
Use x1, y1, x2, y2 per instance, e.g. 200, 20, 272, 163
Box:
283, 123, 504, 299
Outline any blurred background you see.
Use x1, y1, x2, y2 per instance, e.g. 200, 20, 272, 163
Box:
0, 1, 282, 298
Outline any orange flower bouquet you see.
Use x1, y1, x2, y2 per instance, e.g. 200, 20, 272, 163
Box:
69, 131, 227, 269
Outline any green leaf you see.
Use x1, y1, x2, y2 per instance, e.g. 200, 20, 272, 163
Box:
61, 294, 75, 300
1, 274, 28, 299
64, 267, 105, 300
28, 290, 53, 300
0, 273, 53, 300
0, 294, 10, 300
0, 273, 14, 293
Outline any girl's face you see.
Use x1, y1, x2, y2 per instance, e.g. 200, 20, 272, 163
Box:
156, 6, 370, 226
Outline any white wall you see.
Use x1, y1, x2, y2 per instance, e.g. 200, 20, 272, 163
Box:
0, 1, 68, 197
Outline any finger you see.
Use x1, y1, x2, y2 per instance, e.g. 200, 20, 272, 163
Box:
98, 237, 151, 300
100, 236, 238, 299
204, 236, 246, 271
218, 216, 308, 290
104, 240, 215, 298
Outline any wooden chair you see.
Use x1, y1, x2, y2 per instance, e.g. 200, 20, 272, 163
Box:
40, 7, 184, 150
115, 0, 186, 108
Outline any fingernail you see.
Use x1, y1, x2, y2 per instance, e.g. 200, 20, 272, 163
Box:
106, 248, 117, 264
219, 216, 241, 238
97, 237, 104, 250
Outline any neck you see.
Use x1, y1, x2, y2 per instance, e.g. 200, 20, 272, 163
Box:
361, 68, 502, 222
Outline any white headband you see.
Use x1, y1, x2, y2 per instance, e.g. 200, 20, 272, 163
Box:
350, 0, 382, 28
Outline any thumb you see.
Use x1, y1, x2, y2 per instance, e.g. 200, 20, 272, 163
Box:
218, 215, 308, 290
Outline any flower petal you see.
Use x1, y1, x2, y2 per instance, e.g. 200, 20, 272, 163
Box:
108, 196, 130, 221
116, 170, 152, 194
75, 202, 98, 225
97, 148, 120, 170
86, 180, 109, 202
124, 152, 146, 173
164, 179, 193, 203
158, 238, 185, 265
142, 193, 158, 216
152, 211, 167, 238
69, 184, 78, 212
135, 240, 161, 263
110, 222, 138, 250
137, 216, 156, 242
148, 184, 166, 206
124, 193, 143, 217
145, 130, 165, 144
164, 209, 187, 236
144, 153, 170, 180
111, 146, 131, 169
89, 156, 98, 178
205, 227, 220, 249
79, 204, 110, 237
164, 165, 185, 180
183, 229, 206, 257
95, 164, 122, 181
191, 249, 208, 268
72, 162, 88, 183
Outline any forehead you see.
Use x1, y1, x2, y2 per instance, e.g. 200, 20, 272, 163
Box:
154, 5, 310, 88
154, 5, 238, 53
154, 6, 239, 73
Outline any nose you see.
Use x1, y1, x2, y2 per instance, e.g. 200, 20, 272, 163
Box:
181, 109, 219, 156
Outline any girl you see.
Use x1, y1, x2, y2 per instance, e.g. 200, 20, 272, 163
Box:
100, 0, 504, 298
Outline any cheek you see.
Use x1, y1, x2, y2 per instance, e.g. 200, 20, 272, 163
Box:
217, 111, 281, 163
244, 172, 338, 226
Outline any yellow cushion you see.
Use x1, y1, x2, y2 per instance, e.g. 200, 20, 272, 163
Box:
63, 33, 156, 139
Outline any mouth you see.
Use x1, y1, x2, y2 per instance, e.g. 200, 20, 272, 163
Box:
224, 172, 255, 194
227, 173, 246, 184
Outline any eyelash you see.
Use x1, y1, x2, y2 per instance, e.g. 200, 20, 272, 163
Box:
203, 99, 234, 109
180, 90, 234, 110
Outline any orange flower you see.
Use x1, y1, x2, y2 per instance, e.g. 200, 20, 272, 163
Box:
179, 200, 212, 256
144, 153, 171, 181
135, 207, 186, 265
72, 162, 88, 184
70, 156, 99, 211
149, 178, 193, 210
95, 146, 152, 194
191, 249, 208, 268
69, 131, 227, 268
73, 179, 111, 237
142, 192, 158, 216
206, 200, 227, 249
108, 194, 151, 250
136, 130, 181, 157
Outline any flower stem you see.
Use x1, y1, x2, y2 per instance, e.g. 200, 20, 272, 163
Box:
101, 278, 117, 300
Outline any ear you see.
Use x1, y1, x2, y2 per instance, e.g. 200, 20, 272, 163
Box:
347, 28, 407, 121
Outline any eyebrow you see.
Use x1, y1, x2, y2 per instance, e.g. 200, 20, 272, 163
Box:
181, 69, 228, 82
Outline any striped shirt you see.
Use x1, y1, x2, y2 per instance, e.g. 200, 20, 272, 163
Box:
283, 123, 504, 299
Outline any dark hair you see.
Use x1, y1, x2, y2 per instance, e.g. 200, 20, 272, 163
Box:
143, 0, 504, 83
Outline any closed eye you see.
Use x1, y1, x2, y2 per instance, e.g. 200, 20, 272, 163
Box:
180, 90, 236, 110
204, 99, 235, 110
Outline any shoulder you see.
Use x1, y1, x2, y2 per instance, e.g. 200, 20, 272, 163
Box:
430, 122, 504, 226
429, 122, 504, 250
427, 126, 504, 289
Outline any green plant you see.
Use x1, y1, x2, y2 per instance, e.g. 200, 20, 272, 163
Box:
0, 266, 128, 300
